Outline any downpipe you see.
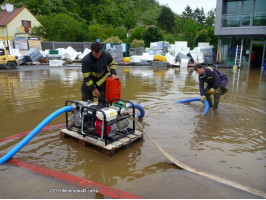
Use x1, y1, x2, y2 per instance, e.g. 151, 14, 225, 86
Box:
0, 105, 74, 164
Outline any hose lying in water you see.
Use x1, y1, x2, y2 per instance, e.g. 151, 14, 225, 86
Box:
176, 98, 209, 116
128, 103, 145, 119
0, 106, 73, 164
130, 117, 266, 198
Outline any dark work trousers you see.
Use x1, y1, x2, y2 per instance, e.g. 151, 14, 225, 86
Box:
204, 86, 227, 109
81, 83, 107, 105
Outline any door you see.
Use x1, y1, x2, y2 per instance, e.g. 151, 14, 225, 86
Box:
250, 41, 265, 69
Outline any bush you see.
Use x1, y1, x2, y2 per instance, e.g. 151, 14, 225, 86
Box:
104, 36, 123, 43
130, 39, 145, 48
143, 26, 163, 47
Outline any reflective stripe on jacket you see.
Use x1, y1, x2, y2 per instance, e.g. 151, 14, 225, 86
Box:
199, 67, 228, 96
81, 50, 116, 91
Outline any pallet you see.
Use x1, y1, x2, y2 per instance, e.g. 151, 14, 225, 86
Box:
65, 60, 81, 64
60, 128, 143, 156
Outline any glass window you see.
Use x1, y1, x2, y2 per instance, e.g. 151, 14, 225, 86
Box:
254, 0, 266, 26
242, 0, 253, 14
224, 1, 242, 15
241, 0, 253, 26
223, 0, 242, 27
219, 37, 251, 67
222, 0, 266, 27
222, 15, 241, 27
255, 0, 265, 13
242, 15, 250, 26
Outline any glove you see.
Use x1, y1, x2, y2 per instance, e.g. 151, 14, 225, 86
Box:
201, 96, 206, 103
208, 88, 215, 94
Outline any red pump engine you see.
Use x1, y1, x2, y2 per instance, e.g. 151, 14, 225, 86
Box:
95, 118, 111, 136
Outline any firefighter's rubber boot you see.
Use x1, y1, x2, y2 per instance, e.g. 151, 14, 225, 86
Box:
221, 87, 228, 95
213, 87, 222, 109
213, 96, 220, 109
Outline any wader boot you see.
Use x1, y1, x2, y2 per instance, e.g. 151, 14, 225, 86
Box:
204, 87, 213, 107
221, 87, 228, 95
213, 87, 222, 109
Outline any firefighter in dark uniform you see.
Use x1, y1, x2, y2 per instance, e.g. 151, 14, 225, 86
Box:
194, 64, 228, 109
81, 42, 117, 103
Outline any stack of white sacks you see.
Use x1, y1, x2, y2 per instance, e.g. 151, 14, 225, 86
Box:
129, 41, 213, 66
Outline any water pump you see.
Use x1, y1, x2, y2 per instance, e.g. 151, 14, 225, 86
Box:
65, 99, 135, 145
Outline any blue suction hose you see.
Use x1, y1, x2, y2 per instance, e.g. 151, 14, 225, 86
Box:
176, 98, 202, 103
0, 106, 73, 164
176, 98, 209, 116
202, 99, 209, 115
128, 103, 145, 119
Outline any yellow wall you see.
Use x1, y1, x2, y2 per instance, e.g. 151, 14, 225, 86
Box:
0, 8, 41, 40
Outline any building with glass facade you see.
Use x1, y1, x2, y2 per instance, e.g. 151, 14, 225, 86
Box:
214, 0, 266, 69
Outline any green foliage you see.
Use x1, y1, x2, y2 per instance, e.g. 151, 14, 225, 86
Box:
130, 39, 145, 48
206, 26, 218, 48
205, 9, 216, 27
193, 7, 205, 25
115, 26, 128, 42
104, 36, 123, 43
163, 33, 182, 44
180, 19, 201, 48
126, 26, 146, 44
181, 5, 194, 20
142, 26, 163, 47
157, 5, 175, 33
87, 24, 106, 42
6, 0, 216, 49
31, 14, 88, 41
194, 26, 217, 48
194, 30, 210, 46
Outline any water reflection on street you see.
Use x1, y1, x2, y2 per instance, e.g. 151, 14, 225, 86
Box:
0, 65, 265, 198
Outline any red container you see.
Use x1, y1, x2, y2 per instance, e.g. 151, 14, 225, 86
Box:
105, 77, 121, 103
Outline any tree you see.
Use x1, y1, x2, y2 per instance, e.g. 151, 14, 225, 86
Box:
126, 25, 146, 44
130, 39, 145, 48
193, 27, 217, 48
172, 15, 184, 33
194, 30, 210, 46
115, 26, 128, 42
104, 36, 123, 43
157, 5, 175, 33
181, 5, 194, 20
180, 19, 200, 48
194, 7, 205, 25
87, 23, 106, 42
206, 26, 218, 48
142, 26, 163, 47
205, 9, 216, 27
31, 14, 88, 41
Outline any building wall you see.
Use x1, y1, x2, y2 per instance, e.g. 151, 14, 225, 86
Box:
2, 8, 41, 40
215, 0, 266, 36
0, 28, 6, 39
214, 0, 266, 68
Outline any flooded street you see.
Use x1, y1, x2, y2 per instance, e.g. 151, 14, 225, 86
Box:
0, 65, 265, 198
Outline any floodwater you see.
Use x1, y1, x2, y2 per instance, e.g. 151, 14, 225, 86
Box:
0, 65, 265, 199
